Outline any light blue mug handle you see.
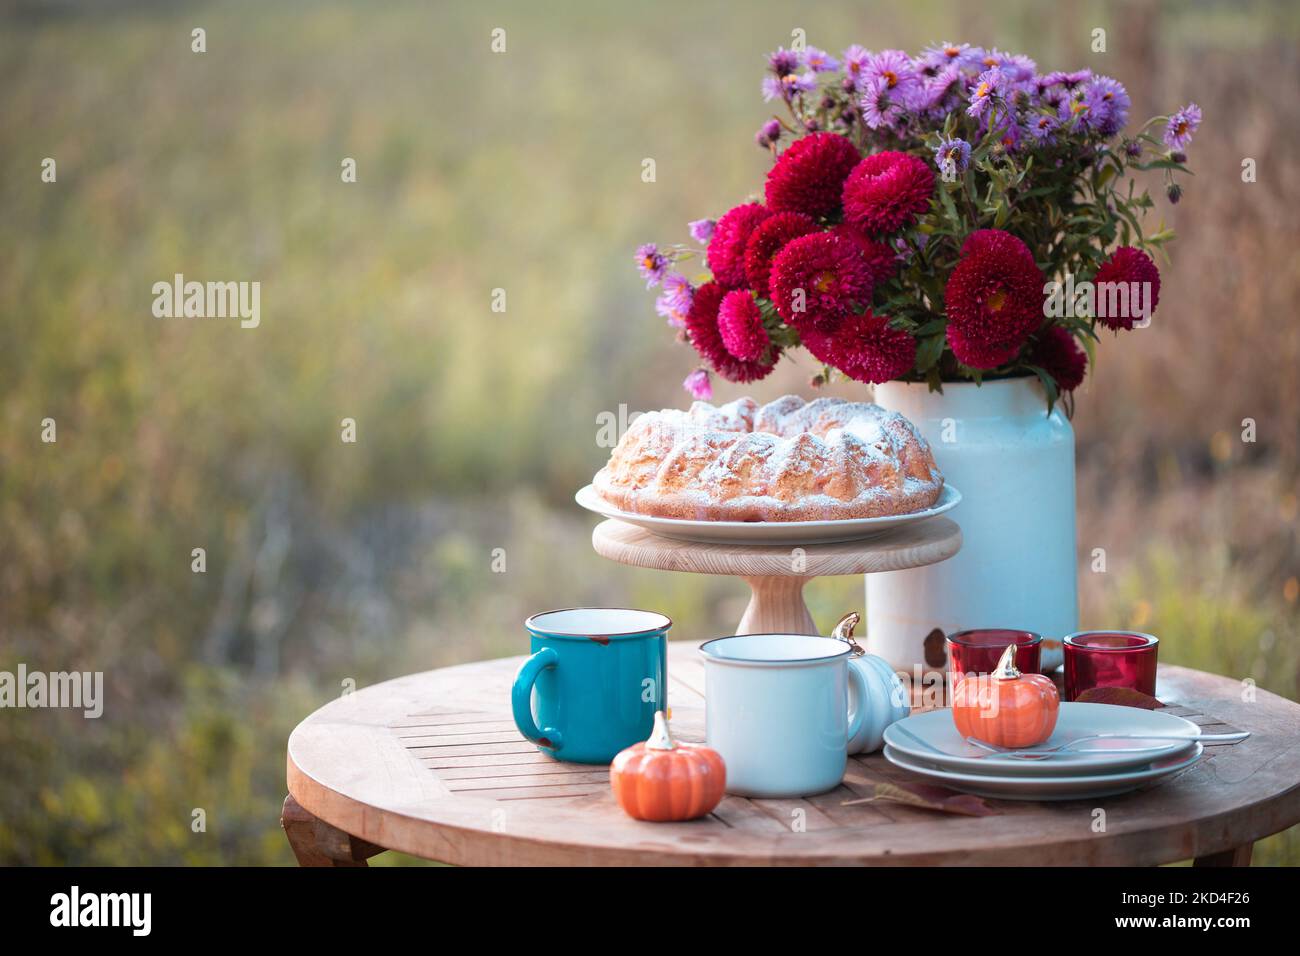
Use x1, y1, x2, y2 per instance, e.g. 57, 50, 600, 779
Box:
846, 661, 869, 746
512, 647, 563, 752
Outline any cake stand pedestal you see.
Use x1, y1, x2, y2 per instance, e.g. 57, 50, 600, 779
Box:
590, 517, 962, 636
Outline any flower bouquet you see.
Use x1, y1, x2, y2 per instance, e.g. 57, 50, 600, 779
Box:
638, 42, 1199, 414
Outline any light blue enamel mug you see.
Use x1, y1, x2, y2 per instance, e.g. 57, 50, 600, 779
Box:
513, 608, 670, 764
700, 633, 868, 797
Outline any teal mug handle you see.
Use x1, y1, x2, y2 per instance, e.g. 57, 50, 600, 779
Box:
846, 661, 869, 747
512, 647, 563, 752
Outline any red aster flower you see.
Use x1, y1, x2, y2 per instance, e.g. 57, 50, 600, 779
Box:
960, 227, 1035, 260
946, 324, 1025, 369
830, 224, 899, 287
743, 211, 819, 295
706, 203, 771, 288
1093, 245, 1161, 330
1028, 326, 1088, 392
685, 281, 776, 383
943, 228, 1044, 369
764, 132, 862, 218
769, 232, 874, 333
801, 310, 917, 384
717, 289, 772, 362
841, 150, 935, 236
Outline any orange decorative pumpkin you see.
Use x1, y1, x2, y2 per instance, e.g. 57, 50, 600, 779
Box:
952, 644, 1060, 748
610, 711, 725, 821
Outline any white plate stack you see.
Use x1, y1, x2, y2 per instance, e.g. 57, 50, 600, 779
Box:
881, 702, 1208, 801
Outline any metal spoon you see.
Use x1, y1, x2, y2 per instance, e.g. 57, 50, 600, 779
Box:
964, 731, 1249, 760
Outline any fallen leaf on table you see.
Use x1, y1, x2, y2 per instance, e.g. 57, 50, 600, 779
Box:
1074, 687, 1163, 709
842, 780, 999, 816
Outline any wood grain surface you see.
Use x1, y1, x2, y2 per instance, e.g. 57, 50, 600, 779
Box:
591, 516, 962, 577
286, 642, 1300, 866
590, 516, 962, 635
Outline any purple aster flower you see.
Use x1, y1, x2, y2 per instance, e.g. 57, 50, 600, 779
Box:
842, 45, 872, 86
762, 71, 817, 102
996, 53, 1038, 85
656, 273, 694, 327
1039, 86, 1066, 111
762, 47, 814, 102
860, 75, 905, 130
689, 218, 716, 244
933, 136, 971, 177
804, 46, 839, 73
1082, 75, 1130, 136
636, 243, 669, 288
754, 118, 782, 148
767, 47, 803, 77
965, 68, 1006, 119
918, 41, 982, 74
860, 49, 923, 107
1028, 113, 1059, 146
1163, 103, 1202, 150
682, 368, 712, 400
1044, 69, 1093, 90
957, 46, 989, 72
919, 63, 964, 116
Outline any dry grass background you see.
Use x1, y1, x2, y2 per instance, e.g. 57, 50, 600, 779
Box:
0, 0, 1295, 864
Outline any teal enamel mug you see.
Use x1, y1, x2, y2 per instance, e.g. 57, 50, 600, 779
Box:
513, 608, 670, 764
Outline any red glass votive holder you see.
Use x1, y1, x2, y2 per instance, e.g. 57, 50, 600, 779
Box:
1063, 631, 1159, 702
946, 629, 1042, 679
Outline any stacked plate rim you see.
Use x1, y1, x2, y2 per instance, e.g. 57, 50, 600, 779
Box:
881, 702, 1205, 801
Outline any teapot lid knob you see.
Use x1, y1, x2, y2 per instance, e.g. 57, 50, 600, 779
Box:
831, 612, 865, 657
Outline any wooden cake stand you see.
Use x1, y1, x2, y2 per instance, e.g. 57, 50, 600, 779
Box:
590, 517, 961, 635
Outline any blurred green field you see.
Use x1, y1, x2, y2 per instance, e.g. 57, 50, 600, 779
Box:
0, 0, 1296, 865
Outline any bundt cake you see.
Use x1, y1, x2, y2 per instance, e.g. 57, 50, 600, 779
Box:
593, 395, 944, 522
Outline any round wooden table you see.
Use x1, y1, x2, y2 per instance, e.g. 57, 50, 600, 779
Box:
283, 642, 1300, 866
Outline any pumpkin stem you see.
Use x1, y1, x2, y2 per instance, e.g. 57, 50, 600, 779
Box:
646, 710, 677, 751
992, 643, 1021, 680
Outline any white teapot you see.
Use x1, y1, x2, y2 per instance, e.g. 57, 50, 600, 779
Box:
831, 612, 911, 755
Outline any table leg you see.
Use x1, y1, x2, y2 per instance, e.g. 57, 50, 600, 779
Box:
737, 575, 817, 635
281, 794, 385, 867
1192, 843, 1253, 867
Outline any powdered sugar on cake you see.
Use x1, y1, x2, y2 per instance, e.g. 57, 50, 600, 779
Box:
593, 395, 944, 522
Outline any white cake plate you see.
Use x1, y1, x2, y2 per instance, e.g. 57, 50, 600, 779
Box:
575, 483, 960, 546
